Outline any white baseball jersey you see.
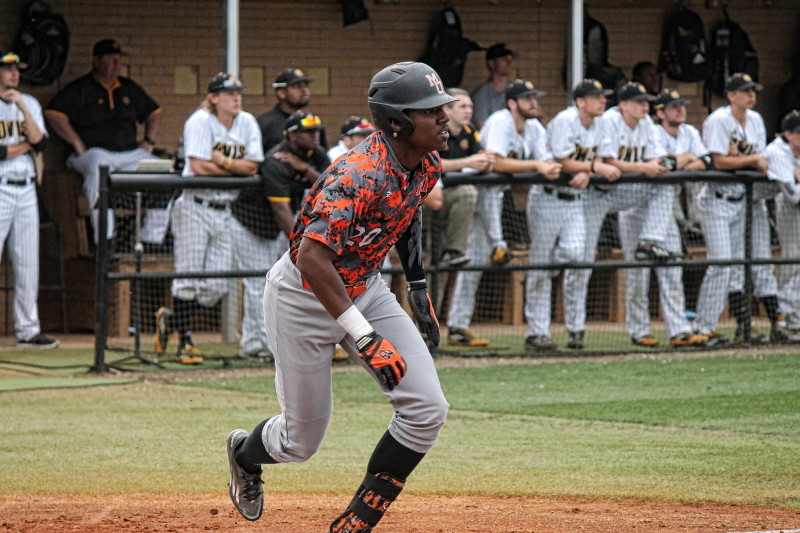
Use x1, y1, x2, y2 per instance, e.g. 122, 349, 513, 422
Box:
702, 105, 766, 197
547, 106, 602, 161
764, 136, 800, 203
480, 108, 552, 162
0, 94, 47, 179
182, 108, 264, 201
599, 108, 666, 162
655, 123, 708, 158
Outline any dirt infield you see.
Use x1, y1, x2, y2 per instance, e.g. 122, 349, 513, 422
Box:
1, 494, 798, 532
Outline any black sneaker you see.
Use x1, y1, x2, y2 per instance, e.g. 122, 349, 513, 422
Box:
524, 335, 559, 352
705, 331, 729, 347
769, 325, 791, 344
734, 326, 768, 345
447, 327, 489, 346
227, 429, 264, 521
567, 330, 584, 350
634, 240, 681, 261
16, 333, 59, 349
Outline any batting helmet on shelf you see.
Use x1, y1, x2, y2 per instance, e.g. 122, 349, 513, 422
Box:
368, 61, 456, 140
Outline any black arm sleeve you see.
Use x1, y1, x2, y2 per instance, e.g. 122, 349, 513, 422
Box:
30, 137, 47, 153
0, 146, 7, 161
394, 208, 426, 282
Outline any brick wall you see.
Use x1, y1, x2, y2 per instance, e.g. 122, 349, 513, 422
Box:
1, 0, 798, 331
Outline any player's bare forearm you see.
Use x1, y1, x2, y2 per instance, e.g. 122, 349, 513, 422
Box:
295, 237, 353, 319
711, 153, 767, 173
557, 157, 592, 175
4, 141, 33, 160
270, 199, 295, 237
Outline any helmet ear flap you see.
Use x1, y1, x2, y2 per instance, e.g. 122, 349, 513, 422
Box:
369, 102, 414, 140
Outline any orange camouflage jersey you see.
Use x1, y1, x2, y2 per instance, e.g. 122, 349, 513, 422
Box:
289, 131, 440, 286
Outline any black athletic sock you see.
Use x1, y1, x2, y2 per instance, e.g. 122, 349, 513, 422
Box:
367, 430, 425, 480
761, 295, 780, 324
172, 297, 196, 337
235, 418, 278, 473
728, 291, 748, 330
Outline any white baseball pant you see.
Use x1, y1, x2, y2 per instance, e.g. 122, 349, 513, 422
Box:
776, 194, 800, 328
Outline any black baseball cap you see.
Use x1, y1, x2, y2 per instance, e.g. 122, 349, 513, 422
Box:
617, 82, 656, 102
780, 110, 800, 134
93, 39, 128, 57
506, 79, 542, 101
272, 68, 313, 88
725, 72, 763, 93
486, 43, 515, 61
285, 111, 323, 133
0, 52, 27, 70
340, 116, 375, 137
208, 73, 244, 93
654, 88, 689, 110
573, 78, 612, 100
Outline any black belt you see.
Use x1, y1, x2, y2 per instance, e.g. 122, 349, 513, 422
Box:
714, 191, 744, 203
591, 184, 612, 193
194, 197, 229, 210
543, 185, 578, 201
1, 177, 34, 186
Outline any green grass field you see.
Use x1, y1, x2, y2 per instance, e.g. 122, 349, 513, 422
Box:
1, 348, 798, 508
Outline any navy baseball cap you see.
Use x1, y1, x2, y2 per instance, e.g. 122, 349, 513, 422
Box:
208, 73, 244, 93
617, 82, 656, 102
780, 110, 800, 134
573, 78, 612, 100
340, 116, 375, 137
93, 39, 128, 57
506, 79, 542, 101
273, 68, 313, 88
486, 43, 515, 61
0, 52, 27, 70
285, 111, 323, 133
725, 72, 763, 93
654, 89, 689, 110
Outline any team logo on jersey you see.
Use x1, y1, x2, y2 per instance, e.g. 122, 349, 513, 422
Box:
122, 96, 131, 106
508, 149, 520, 160
459, 139, 469, 151
426, 72, 445, 95
0, 120, 25, 139
571, 144, 597, 161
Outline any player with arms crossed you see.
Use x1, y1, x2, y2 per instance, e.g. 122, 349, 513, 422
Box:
225, 62, 451, 533
155, 73, 263, 363
694, 73, 784, 345
762, 110, 800, 342
0, 52, 58, 349
541, 79, 618, 350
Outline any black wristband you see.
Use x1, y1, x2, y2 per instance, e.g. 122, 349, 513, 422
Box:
144, 136, 156, 146
0, 145, 7, 161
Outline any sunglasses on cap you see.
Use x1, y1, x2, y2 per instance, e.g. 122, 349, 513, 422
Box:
0, 53, 21, 65
287, 115, 322, 131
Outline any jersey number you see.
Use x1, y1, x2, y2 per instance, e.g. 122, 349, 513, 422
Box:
346, 225, 381, 247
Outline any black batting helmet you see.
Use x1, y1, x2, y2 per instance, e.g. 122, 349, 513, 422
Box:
368, 62, 456, 139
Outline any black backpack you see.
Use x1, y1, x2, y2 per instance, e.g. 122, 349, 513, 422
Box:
706, 9, 759, 97
658, 7, 711, 82
583, 11, 627, 99
12, 1, 70, 86
417, 7, 482, 88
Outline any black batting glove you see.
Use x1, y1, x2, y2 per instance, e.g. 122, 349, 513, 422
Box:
356, 332, 407, 391
407, 280, 440, 346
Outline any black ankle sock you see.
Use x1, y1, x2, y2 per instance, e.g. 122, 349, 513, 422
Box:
235, 419, 278, 473
761, 295, 780, 324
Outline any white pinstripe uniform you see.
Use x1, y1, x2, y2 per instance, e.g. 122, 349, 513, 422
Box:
0, 93, 47, 341
763, 136, 800, 329
447, 108, 550, 331
526, 106, 591, 337
171, 108, 264, 306
571, 108, 675, 335
659, 124, 707, 229
694, 106, 770, 335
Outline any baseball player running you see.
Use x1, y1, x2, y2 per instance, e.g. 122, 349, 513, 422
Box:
155, 73, 264, 363
225, 62, 450, 533
447, 79, 560, 348
546, 79, 618, 350
762, 110, 800, 342
573, 82, 676, 348
617, 88, 708, 348
694, 73, 785, 345
0, 52, 58, 349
